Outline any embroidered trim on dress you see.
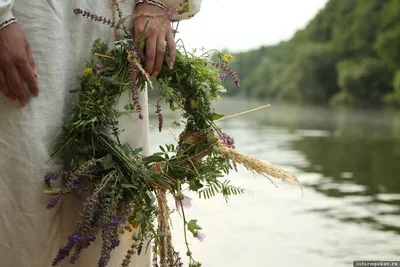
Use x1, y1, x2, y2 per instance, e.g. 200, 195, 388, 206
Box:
0, 17, 16, 30
135, 0, 169, 12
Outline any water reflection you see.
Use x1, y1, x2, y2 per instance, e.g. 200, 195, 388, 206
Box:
149, 98, 400, 266
247, 100, 400, 235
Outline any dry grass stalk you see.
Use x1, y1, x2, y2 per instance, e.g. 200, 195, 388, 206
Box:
156, 189, 175, 267
218, 144, 299, 184
179, 131, 299, 184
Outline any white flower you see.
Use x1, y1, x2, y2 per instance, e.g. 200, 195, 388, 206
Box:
195, 231, 206, 242
175, 194, 192, 211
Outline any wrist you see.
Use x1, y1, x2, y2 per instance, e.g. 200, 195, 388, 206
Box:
0, 16, 16, 30
0, 3, 16, 30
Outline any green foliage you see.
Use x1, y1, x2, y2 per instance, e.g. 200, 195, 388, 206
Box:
330, 91, 355, 107
384, 70, 400, 106
198, 179, 245, 202
375, 23, 400, 70
223, 0, 400, 107
273, 43, 339, 103
336, 57, 391, 105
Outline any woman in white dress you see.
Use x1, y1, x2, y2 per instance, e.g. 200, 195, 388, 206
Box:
0, 0, 201, 266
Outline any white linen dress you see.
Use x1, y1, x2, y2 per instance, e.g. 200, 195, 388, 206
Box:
0, 1, 201, 266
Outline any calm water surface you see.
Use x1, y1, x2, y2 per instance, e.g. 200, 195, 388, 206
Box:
149, 98, 400, 267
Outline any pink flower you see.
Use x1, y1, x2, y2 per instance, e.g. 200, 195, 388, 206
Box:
175, 194, 192, 210
168, 8, 180, 21
195, 231, 206, 242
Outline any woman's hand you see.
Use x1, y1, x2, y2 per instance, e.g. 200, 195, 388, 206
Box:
0, 23, 38, 106
133, 3, 176, 78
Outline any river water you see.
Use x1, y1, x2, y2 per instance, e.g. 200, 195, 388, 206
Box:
148, 98, 400, 267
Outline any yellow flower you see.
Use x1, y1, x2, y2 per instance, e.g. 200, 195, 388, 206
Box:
223, 54, 233, 63
131, 218, 140, 230
83, 67, 93, 75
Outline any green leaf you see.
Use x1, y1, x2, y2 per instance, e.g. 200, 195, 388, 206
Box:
146, 190, 156, 205
143, 154, 165, 164
43, 187, 61, 195
121, 144, 131, 155
211, 112, 224, 121
169, 101, 176, 111
189, 180, 203, 191
121, 184, 137, 189
103, 154, 115, 169
187, 219, 202, 235
131, 147, 144, 155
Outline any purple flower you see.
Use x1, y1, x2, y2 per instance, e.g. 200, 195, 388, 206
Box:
47, 199, 57, 208
175, 194, 192, 210
155, 104, 163, 132
52, 247, 71, 265
218, 132, 235, 149
111, 239, 120, 249
195, 231, 206, 242
127, 46, 145, 60
130, 71, 143, 120
96, 62, 104, 69
110, 216, 123, 225
98, 259, 107, 267
211, 62, 240, 87
44, 172, 57, 187
46, 190, 65, 209
69, 234, 85, 245
220, 72, 227, 82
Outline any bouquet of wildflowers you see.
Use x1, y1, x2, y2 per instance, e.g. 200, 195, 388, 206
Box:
44, 3, 298, 267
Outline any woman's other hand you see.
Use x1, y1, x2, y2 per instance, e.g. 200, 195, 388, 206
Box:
134, 3, 176, 78
0, 23, 38, 107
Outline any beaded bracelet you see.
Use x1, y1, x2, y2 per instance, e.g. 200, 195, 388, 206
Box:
0, 17, 16, 30
135, 0, 169, 12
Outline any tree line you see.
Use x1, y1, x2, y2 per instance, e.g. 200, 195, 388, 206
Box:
223, 0, 400, 107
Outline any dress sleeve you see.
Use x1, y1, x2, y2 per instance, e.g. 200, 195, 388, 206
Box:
0, 0, 13, 21
160, 0, 202, 20
0, 0, 14, 29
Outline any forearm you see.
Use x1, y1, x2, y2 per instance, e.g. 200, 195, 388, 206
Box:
0, 0, 15, 29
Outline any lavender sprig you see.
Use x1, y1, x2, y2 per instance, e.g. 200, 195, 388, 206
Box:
155, 104, 163, 132
127, 46, 145, 61
73, 8, 116, 28
211, 62, 240, 87
120, 241, 139, 267
130, 70, 143, 120
218, 131, 236, 149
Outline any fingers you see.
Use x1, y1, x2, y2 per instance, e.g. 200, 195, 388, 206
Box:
0, 70, 15, 102
133, 11, 176, 78
152, 37, 166, 77
5, 66, 28, 107
25, 40, 39, 78
144, 34, 157, 75
0, 23, 39, 107
19, 49, 39, 97
166, 30, 176, 69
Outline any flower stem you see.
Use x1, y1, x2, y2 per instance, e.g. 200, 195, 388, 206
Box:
180, 203, 196, 264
